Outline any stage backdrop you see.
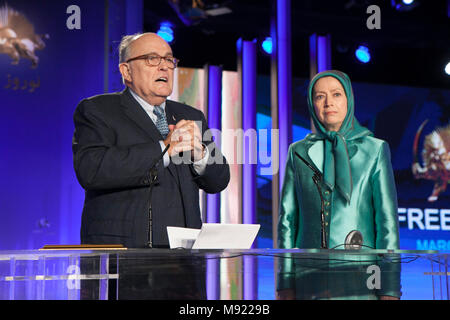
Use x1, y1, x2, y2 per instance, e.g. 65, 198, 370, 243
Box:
255, 75, 450, 251
0, 0, 142, 250
1, 1, 448, 252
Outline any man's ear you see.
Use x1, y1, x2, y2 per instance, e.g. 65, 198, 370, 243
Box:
119, 63, 132, 83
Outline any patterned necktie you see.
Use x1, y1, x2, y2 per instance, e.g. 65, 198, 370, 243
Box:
153, 105, 169, 139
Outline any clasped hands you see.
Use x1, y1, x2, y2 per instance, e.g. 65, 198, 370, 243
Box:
163, 120, 205, 162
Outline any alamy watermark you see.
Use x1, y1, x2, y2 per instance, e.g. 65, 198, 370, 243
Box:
169, 121, 280, 175
366, 5, 381, 30
66, 264, 81, 290
66, 5, 81, 30
366, 264, 381, 290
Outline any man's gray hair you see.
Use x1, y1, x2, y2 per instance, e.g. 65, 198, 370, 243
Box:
118, 32, 162, 84
118, 33, 144, 63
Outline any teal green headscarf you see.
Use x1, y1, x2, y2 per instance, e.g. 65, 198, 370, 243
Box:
307, 70, 373, 204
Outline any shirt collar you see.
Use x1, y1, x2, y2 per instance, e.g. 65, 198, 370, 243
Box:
129, 88, 166, 112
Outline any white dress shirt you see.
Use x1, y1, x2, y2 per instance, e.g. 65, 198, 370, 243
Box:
129, 89, 209, 175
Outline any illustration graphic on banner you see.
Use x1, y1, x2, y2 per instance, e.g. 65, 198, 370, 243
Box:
0, 3, 49, 68
412, 119, 450, 202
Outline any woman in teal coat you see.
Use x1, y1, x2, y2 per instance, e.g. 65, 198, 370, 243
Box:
277, 70, 400, 299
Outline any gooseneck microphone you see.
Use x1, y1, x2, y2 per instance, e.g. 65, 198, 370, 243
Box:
294, 151, 328, 249
147, 143, 170, 248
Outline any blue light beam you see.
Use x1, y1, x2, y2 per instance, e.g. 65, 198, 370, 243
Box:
355, 45, 371, 63
157, 22, 174, 43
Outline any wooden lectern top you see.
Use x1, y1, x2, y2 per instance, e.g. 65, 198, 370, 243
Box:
39, 244, 127, 250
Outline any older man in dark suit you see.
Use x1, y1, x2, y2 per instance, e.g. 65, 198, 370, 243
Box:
72, 33, 230, 248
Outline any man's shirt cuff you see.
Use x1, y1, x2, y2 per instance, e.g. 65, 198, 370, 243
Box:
192, 144, 210, 175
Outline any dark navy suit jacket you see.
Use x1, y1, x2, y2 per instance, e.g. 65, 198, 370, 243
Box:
72, 88, 230, 248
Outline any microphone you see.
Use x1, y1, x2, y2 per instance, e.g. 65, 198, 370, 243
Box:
149, 143, 170, 177
344, 230, 363, 250
147, 143, 170, 248
294, 151, 327, 249
294, 151, 322, 179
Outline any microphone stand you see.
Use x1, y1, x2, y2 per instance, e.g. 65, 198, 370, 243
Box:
147, 144, 170, 248
294, 152, 328, 249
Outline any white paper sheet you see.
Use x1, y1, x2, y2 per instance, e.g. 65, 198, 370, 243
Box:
167, 226, 201, 249
167, 223, 260, 249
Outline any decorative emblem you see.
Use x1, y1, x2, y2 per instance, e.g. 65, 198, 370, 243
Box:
412, 119, 450, 202
0, 3, 49, 68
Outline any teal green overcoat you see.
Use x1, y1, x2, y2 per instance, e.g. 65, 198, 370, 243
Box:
278, 135, 400, 250
277, 70, 401, 299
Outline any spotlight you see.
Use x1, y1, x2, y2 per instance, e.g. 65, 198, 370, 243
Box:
355, 45, 371, 63
445, 61, 450, 76
157, 22, 174, 43
261, 37, 273, 55
391, 0, 418, 11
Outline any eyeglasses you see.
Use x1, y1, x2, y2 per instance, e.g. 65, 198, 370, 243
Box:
126, 54, 179, 69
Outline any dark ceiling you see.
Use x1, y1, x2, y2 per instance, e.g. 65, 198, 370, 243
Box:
143, 0, 450, 89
